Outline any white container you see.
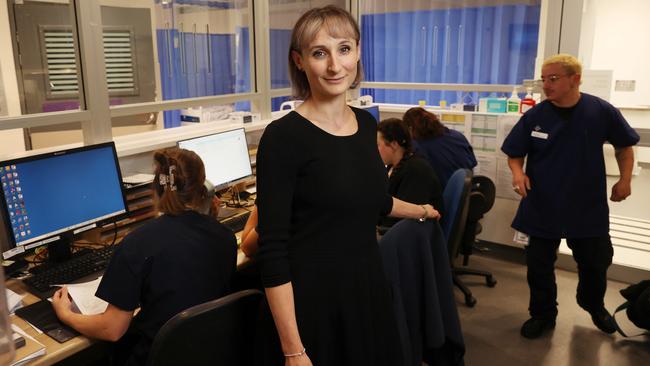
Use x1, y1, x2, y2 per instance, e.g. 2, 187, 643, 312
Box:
507, 88, 521, 114
229, 112, 261, 124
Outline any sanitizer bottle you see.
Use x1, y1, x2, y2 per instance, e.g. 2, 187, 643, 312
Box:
507, 88, 521, 114
520, 88, 536, 113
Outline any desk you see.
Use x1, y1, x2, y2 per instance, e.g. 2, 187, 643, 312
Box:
9, 244, 252, 365
8, 280, 93, 365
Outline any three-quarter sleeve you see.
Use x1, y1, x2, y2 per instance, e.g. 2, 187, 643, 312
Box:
256, 122, 299, 288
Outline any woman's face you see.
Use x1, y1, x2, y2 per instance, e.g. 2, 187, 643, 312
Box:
377, 132, 397, 166
292, 28, 359, 100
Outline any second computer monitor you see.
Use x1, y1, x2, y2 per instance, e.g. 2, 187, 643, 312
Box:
178, 128, 253, 190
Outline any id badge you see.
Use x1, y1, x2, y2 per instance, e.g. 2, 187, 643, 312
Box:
531, 131, 548, 139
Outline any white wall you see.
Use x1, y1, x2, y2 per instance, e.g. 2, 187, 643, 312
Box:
580, 0, 650, 107
0, 0, 26, 156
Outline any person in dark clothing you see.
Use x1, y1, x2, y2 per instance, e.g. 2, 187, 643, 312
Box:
52, 148, 237, 365
255, 6, 440, 366
403, 107, 477, 188
377, 118, 444, 229
501, 54, 639, 339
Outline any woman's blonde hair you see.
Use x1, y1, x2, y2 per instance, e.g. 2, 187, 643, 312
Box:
288, 5, 363, 100
542, 54, 582, 75
153, 148, 208, 215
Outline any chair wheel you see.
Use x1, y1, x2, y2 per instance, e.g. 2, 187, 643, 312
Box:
486, 276, 497, 287
465, 295, 477, 307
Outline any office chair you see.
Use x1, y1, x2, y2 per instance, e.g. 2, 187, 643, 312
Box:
147, 289, 264, 366
455, 176, 497, 303
440, 169, 475, 307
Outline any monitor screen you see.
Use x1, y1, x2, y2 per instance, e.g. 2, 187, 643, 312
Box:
178, 128, 253, 190
0, 142, 128, 259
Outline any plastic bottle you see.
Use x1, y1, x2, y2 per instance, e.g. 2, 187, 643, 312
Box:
0, 268, 16, 365
506, 88, 521, 114
520, 88, 536, 113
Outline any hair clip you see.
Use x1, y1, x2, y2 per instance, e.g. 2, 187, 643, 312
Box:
169, 165, 177, 191
159, 173, 169, 187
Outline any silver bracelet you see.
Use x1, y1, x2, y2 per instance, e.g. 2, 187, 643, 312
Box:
284, 347, 307, 358
418, 205, 428, 222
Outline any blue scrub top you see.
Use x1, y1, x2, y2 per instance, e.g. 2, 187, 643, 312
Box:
414, 128, 477, 188
501, 93, 639, 239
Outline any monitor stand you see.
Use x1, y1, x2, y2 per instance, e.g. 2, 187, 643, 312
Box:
47, 232, 73, 263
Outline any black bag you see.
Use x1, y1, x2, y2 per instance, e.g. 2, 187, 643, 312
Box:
613, 280, 650, 337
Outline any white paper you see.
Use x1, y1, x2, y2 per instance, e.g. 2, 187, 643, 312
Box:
5, 288, 23, 314
495, 157, 521, 200
10, 324, 46, 366
473, 154, 498, 182
60, 277, 108, 315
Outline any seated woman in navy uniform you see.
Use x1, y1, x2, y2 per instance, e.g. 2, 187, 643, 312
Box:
52, 147, 237, 366
403, 107, 477, 188
377, 118, 444, 231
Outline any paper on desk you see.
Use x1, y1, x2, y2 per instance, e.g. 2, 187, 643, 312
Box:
58, 277, 108, 315
122, 173, 155, 184
5, 288, 24, 314
11, 323, 46, 366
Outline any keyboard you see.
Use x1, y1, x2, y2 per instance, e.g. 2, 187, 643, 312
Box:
24, 246, 116, 299
221, 211, 251, 233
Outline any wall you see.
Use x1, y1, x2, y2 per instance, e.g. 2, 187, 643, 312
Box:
0, 0, 26, 156
580, 0, 650, 107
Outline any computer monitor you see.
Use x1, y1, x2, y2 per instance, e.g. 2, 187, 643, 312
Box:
177, 128, 253, 191
0, 142, 128, 261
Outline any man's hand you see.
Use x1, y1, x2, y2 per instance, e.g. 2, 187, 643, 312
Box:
512, 173, 532, 198
610, 179, 632, 202
52, 286, 73, 321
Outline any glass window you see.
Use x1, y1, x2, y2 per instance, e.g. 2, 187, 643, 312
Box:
360, 1, 541, 105
99, 0, 253, 128
269, 0, 347, 91
3, 0, 82, 116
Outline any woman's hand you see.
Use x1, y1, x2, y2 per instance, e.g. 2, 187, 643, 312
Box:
423, 204, 441, 220
52, 286, 73, 321
285, 354, 313, 366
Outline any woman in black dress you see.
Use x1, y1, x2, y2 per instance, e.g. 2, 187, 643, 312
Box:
256, 6, 440, 366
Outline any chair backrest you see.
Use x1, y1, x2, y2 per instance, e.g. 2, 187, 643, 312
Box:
459, 176, 496, 258
147, 289, 264, 366
440, 169, 472, 261
471, 176, 496, 214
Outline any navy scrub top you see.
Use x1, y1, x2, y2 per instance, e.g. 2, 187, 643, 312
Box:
501, 93, 639, 239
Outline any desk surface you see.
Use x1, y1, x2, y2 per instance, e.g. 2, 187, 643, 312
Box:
10, 240, 251, 365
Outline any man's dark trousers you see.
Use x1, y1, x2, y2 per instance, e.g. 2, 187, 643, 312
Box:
526, 235, 613, 319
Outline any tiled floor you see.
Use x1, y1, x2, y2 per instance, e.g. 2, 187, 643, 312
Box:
455, 253, 650, 366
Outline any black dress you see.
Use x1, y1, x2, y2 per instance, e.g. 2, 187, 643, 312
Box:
256, 107, 403, 365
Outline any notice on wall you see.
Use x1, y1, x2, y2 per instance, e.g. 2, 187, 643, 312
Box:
495, 157, 521, 200
470, 114, 498, 153
497, 115, 519, 156
473, 153, 497, 182
582, 70, 613, 101
440, 113, 467, 134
